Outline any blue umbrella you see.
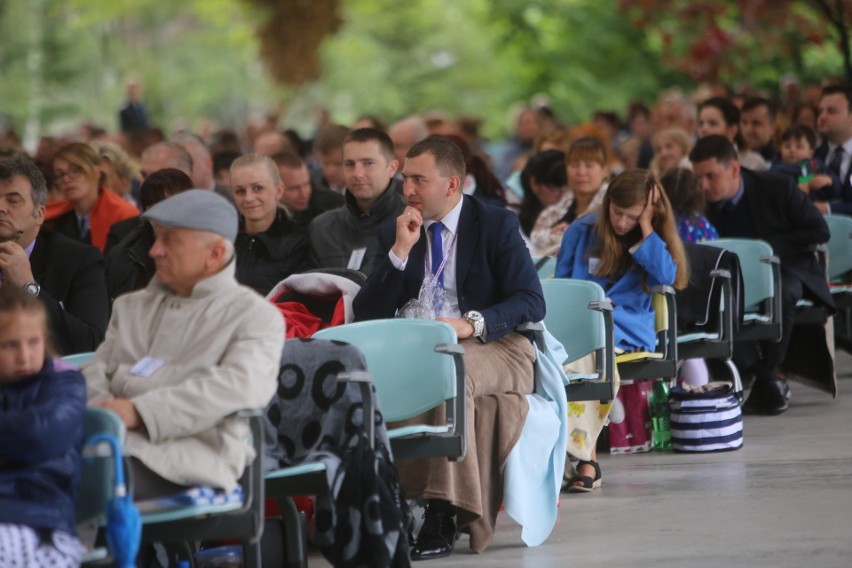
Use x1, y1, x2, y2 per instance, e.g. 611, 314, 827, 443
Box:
86, 433, 141, 568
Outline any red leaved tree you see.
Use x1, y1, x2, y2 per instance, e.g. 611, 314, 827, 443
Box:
618, 0, 852, 83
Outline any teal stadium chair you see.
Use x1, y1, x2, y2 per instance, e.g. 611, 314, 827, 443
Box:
713, 238, 782, 342
540, 279, 616, 402
314, 319, 467, 461
615, 286, 680, 382
675, 243, 739, 361
824, 214, 852, 351
824, 214, 852, 282
138, 409, 267, 568
62, 352, 95, 367
71, 361, 266, 565
534, 256, 557, 280
78, 408, 126, 565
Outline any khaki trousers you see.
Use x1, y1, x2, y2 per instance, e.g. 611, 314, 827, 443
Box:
393, 332, 535, 552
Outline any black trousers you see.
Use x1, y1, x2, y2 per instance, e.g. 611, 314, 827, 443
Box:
733, 271, 803, 380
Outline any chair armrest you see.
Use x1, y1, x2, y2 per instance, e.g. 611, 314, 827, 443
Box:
588, 299, 614, 312
651, 286, 678, 361
651, 284, 676, 295
709, 269, 731, 280
760, 256, 783, 340
436, 343, 465, 356
337, 371, 375, 449
435, 342, 467, 461
233, 408, 263, 419
224, 410, 264, 516
517, 321, 544, 333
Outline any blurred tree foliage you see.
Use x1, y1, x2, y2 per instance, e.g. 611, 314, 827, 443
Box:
0, 0, 848, 145
618, 0, 852, 85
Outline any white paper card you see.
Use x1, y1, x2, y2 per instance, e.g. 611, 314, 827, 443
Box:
347, 247, 367, 270
130, 356, 166, 378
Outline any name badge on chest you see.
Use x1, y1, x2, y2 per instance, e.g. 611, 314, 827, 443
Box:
130, 356, 166, 378
347, 247, 367, 270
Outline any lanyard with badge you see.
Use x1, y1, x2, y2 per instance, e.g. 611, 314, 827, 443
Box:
398, 229, 458, 320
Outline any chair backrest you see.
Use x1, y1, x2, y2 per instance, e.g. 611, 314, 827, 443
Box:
824, 214, 852, 280
62, 352, 95, 367
77, 408, 125, 525
313, 319, 459, 422
533, 257, 557, 280
713, 238, 774, 310
541, 279, 606, 365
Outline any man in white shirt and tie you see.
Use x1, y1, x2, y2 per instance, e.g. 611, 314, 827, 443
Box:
813, 84, 852, 214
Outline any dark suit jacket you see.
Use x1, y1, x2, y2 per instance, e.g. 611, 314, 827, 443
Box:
30, 230, 109, 355
814, 142, 852, 215
44, 210, 89, 246
118, 101, 148, 134
706, 169, 832, 308
353, 196, 545, 343
105, 216, 140, 254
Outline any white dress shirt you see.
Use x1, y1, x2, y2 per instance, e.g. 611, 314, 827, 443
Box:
389, 198, 464, 318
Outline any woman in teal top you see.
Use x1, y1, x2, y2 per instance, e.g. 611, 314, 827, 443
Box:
554, 170, 689, 492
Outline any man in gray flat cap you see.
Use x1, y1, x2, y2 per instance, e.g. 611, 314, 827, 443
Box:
84, 189, 285, 499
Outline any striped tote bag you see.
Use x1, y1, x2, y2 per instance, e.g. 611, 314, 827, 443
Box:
669, 383, 743, 452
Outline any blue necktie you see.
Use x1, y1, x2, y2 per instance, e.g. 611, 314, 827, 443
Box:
428, 222, 444, 287
79, 215, 90, 240
829, 147, 845, 178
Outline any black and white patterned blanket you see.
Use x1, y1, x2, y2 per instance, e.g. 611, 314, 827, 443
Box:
263, 338, 410, 567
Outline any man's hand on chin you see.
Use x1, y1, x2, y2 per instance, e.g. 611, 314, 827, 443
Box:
0, 241, 35, 286
437, 317, 475, 340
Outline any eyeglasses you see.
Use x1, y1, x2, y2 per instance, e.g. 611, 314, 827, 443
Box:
53, 164, 84, 182
543, 184, 568, 194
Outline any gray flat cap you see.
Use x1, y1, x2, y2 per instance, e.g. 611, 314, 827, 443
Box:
142, 189, 238, 242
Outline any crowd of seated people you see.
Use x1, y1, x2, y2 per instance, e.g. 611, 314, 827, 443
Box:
0, 78, 851, 565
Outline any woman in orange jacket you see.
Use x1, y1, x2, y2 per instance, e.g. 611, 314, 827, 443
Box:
46, 142, 139, 252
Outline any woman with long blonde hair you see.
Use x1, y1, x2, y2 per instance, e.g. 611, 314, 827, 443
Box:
554, 169, 688, 492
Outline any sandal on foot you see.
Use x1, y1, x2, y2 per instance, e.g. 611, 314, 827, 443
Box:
567, 460, 602, 493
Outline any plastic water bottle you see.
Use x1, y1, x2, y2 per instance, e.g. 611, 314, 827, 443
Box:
649, 380, 672, 451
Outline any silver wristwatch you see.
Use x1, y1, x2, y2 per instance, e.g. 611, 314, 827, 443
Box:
23, 282, 41, 297
463, 310, 485, 339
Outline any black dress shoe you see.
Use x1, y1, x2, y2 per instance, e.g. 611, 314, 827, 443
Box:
411, 507, 458, 561
743, 378, 790, 415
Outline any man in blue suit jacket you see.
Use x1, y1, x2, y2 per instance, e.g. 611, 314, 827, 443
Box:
813, 84, 852, 215
354, 136, 545, 559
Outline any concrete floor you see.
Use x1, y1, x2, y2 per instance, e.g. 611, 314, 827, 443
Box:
309, 352, 852, 567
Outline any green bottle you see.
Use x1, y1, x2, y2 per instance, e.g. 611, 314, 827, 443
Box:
649, 380, 672, 451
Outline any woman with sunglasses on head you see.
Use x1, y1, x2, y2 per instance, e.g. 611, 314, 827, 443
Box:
45, 142, 139, 252
554, 169, 689, 493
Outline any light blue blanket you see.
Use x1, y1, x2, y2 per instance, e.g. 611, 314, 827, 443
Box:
503, 328, 569, 546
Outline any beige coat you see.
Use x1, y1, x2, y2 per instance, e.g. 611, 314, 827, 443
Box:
85, 262, 285, 491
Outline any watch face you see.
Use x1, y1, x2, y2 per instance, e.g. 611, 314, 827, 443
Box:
25, 283, 40, 296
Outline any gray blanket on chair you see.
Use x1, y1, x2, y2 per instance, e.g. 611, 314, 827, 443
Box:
263, 338, 410, 567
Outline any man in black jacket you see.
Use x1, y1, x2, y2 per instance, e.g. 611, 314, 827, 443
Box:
691, 135, 833, 415
0, 155, 108, 354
